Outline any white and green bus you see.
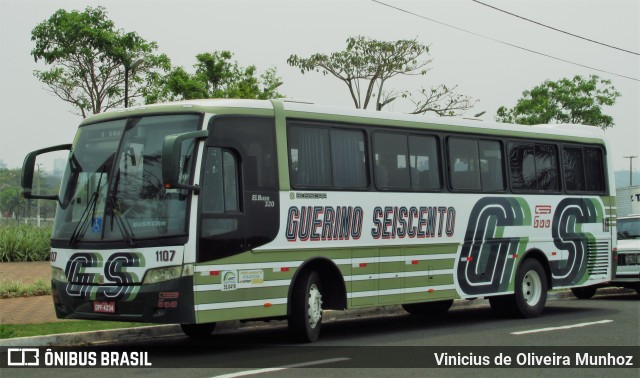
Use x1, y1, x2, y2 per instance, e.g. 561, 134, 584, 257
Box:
22, 99, 617, 342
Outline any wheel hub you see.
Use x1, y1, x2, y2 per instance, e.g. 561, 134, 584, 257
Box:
307, 283, 323, 328
522, 270, 542, 306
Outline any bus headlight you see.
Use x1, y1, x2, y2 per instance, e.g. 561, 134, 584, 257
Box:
142, 264, 193, 285
51, 267, 67, 282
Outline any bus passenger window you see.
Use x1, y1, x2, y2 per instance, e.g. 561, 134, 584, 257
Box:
509, 142, 559, 192
479, 140, 505, 191
374, 132, 410, 190
409, 135, 441, 190
448, 138, 481, 191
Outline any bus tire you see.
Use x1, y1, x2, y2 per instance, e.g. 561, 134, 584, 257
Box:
571, 286, 597, 299
490, 259, 548, 318
289, 270, 323, 343
513, 258, 548, 318
402, 300, 453, 317
180, 322, 216, 338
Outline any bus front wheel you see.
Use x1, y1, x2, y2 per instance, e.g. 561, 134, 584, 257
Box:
289, 270, 323, 343
180, 322, 216, 338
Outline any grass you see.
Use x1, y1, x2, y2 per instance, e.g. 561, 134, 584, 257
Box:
0, 279, 51, 298
0, 320, 155, 339
0, 224, 52, 262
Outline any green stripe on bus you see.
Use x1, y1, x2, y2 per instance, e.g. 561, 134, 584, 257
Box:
195, 287, 289, 305
196, 304, 288, 323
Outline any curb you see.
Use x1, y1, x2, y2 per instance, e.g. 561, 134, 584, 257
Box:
1, 287, 635, 347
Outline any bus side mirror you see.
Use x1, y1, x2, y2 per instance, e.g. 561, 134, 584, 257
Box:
162, 130, 208, 192
22, 144, 72, 200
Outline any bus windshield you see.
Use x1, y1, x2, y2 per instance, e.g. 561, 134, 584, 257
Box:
53, 114, 200, 244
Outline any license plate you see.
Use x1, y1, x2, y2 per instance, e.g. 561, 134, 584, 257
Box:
93, 301, 115, 313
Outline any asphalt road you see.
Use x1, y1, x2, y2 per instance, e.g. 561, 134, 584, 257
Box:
4, 291, 639, 377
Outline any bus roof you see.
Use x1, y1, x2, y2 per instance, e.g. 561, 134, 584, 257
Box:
82, 98, 607, 144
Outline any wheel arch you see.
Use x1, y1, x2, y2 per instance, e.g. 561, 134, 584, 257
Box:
287, 257, 347, 315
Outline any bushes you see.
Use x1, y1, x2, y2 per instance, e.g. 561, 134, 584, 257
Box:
0, 224, 51, 262
0, 279, 51, 298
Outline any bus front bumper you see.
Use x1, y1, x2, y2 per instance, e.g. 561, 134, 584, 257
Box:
51, 276, 195, 324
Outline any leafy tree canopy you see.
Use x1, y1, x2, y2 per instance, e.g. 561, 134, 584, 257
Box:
144, 51, 284, 103
496, 75, 621, 129
31, 6, 170, 117
288, 36, 476, 116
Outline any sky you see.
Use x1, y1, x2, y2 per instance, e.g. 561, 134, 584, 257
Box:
0, 0, 638, 172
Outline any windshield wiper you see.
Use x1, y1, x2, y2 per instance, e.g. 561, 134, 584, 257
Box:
69, 169, 106, 246
106, 164, 136, 247
107, 194, 136, 247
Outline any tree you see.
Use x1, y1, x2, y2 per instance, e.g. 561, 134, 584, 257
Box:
287, 36, 476, 116
144, 51, 284, 103
0, 168, 59, 221
496, 75, 621, 129
0, 168, 25, 219
31, 6, 170, 118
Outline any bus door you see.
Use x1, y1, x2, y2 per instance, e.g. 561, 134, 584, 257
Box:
198, 116, 279, 263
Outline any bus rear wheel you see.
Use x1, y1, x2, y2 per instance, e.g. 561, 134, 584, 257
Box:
289, 270, 323, 343
402, 299, 454, 317
490, 258, 547, 318
180, 322, 216, 338
514, 258, 548, 318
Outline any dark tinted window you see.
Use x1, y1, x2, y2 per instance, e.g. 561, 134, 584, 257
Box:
584, 148, 605, 192
209, 117, 278, 190
509, 142, 559, 192
563, 147, 586, 191
563, 146, 605, 193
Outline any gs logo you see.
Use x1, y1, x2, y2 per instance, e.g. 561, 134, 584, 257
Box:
64, 252, 144, 300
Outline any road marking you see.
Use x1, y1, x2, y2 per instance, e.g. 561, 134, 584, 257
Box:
511, 319, 614, 335
210, 357, 351, 378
